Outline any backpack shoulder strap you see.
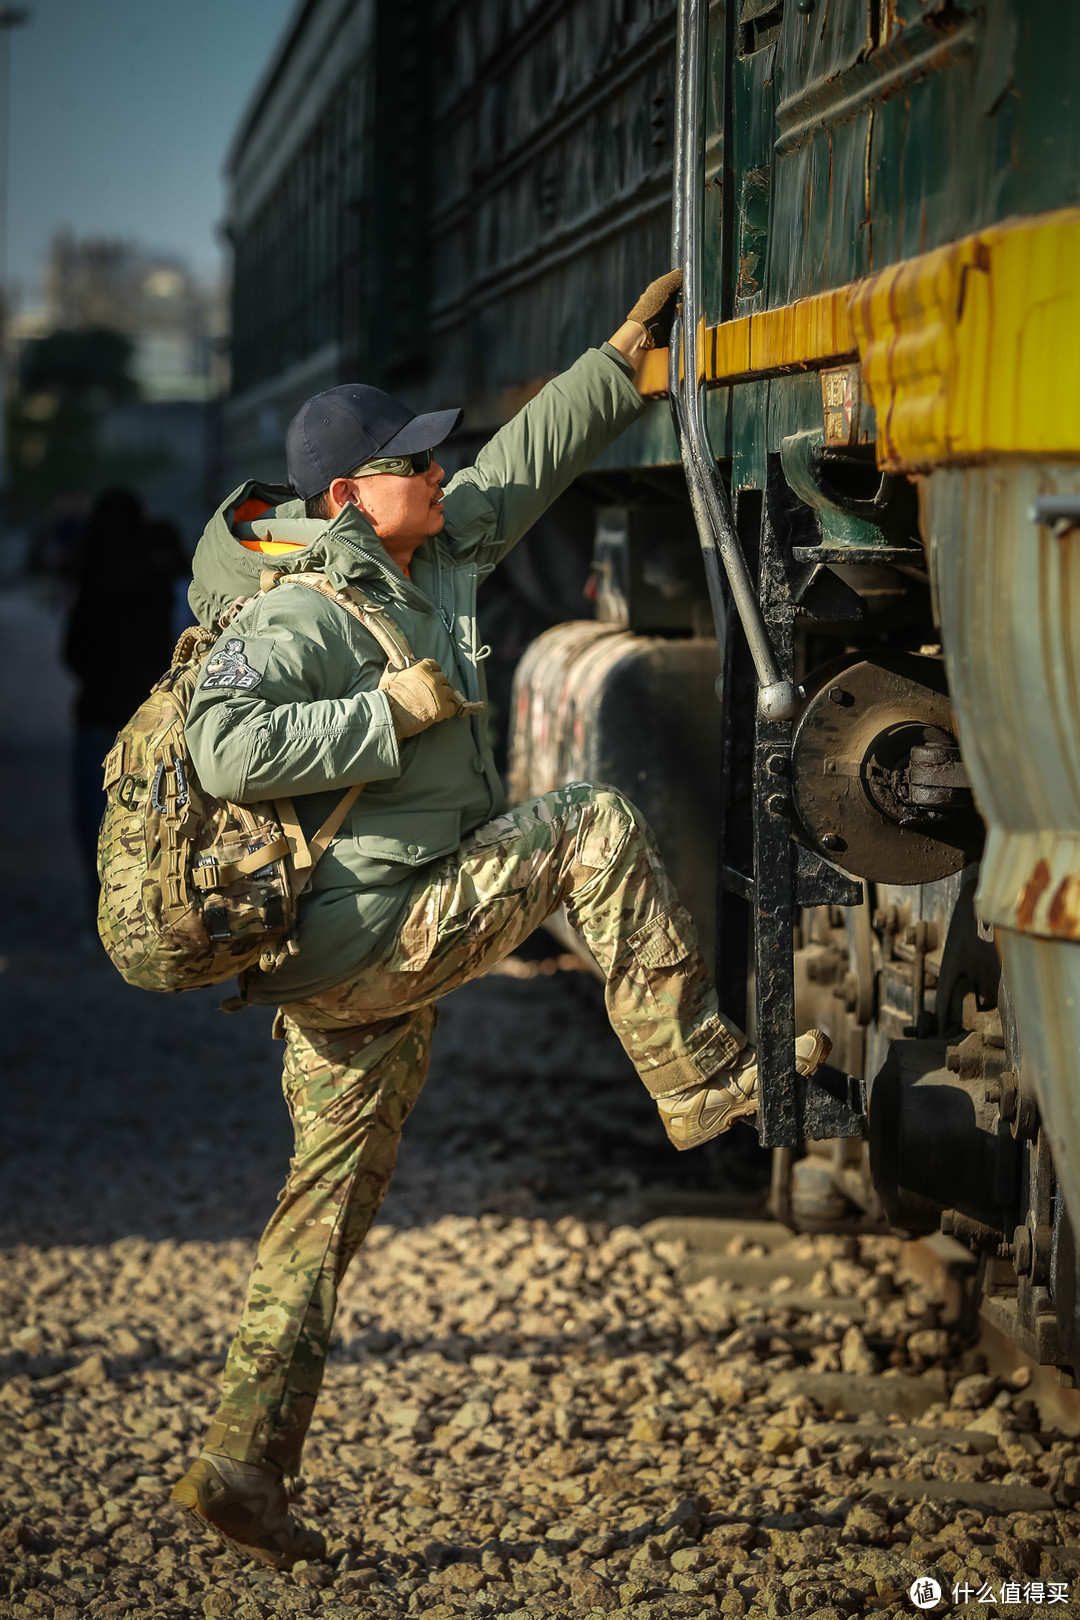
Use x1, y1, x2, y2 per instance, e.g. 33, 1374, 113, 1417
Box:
258, 567, 416, 891
275, 785, 363, 893
260, 568, 414, 671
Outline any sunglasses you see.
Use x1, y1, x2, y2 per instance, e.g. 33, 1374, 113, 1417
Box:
351, 449, 435, 478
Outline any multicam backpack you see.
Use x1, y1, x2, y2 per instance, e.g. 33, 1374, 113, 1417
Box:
96, 570, 415, 994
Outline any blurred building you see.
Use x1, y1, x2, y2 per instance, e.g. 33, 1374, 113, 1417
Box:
222, 0, 396, 490
10, 232, 228, 549
44, 229, 227, 404
222, 0, 674, 493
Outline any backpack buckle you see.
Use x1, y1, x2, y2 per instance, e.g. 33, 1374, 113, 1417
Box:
204, 904, 231, 941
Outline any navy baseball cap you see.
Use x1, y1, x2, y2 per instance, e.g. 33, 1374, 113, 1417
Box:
286, 384, 464, 500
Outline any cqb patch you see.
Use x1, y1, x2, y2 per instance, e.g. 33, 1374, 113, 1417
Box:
201, 638, 264, 692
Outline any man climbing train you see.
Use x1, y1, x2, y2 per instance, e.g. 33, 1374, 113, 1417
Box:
169, 271, 829, 1567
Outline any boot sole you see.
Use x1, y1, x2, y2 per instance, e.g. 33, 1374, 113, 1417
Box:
170, 1480, 298, 1572
667, 1088, 758, 1151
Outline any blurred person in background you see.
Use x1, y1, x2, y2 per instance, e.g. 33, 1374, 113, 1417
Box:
29, 495, 90, 603
64, 488, 186, 935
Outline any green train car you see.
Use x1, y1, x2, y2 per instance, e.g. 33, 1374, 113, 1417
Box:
658, 0, 1080, 1379
224, 0, 1080, 1375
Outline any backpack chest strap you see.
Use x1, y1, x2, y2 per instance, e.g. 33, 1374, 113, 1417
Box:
191, 838, 292, 889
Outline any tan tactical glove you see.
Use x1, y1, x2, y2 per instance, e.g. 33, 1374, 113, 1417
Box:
625, 269, 683, 349
378, 658, 483, 739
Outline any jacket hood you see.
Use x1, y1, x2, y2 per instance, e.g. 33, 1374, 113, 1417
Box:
188, 479, 420, 628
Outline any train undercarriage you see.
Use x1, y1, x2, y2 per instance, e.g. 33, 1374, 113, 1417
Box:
505, 403, 1080, 1391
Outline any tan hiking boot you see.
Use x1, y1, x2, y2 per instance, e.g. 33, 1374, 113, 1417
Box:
658, 1030, 832, 1151
170, 1452, 325, 1570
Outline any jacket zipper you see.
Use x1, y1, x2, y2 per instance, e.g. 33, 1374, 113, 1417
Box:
433, 543, 456, 636
339, 534, 484, 715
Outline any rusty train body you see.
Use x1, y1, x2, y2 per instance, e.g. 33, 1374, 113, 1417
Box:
225, 0, 1080, 1374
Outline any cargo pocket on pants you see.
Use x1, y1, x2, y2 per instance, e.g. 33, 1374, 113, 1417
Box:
575, 812, 628, 873
627, 905, 698, 969
394, 883, 443, 973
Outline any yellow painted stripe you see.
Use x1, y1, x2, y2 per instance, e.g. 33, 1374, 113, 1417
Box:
635, 208, 1080, 468
710, 286, 859, 381
633, 287, 857, 397
850, 207, 1080, 469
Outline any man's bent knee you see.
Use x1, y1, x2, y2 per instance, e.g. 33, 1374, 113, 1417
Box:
572, 783, 648, 873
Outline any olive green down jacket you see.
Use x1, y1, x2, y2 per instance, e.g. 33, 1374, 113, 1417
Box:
184, 344, 646, 1004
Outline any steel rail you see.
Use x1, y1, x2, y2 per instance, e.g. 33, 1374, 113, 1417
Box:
670, 0, 799, 721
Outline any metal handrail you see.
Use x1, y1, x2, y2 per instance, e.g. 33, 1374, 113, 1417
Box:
669, 0, 799, 722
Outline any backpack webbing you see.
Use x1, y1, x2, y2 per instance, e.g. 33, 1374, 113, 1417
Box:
260, 569, 416, 890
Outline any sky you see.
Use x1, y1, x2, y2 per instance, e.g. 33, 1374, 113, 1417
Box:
7, 0, 298, 310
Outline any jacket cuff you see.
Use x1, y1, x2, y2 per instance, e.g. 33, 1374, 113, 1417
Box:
599, 340, 637, 380
364, 689, 401, 776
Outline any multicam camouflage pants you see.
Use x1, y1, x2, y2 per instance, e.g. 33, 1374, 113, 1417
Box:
204, 782, 742, 1472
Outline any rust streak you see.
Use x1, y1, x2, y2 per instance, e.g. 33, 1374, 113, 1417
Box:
1016, 858, 1052, 932
1047, 876, 1080, 941
883, 264, 902, 462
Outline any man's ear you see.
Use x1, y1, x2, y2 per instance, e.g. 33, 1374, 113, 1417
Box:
328, 476, 363, 516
